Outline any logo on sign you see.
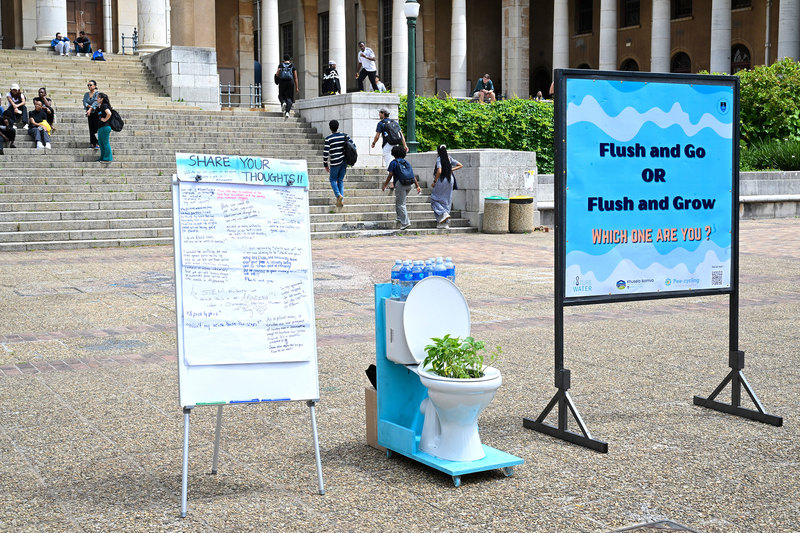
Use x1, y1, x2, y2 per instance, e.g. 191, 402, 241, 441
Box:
665, 278, 672, 286
616, 280, 626, 290
718, 99, 729, 114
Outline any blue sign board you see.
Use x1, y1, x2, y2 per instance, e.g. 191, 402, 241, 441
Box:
561, 73, 737, 302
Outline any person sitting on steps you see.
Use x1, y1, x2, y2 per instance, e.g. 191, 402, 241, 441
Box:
75, 31, 92, 57
34, 88, 56, 131
3, 84, 28, 129
50, 33, 70, 56
473, 73, 496, 103
28, 99, 52, 150
0, 113, 17, 153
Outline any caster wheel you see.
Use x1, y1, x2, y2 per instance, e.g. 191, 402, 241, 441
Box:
452, 475, 461, 487
501, 467, 514, 477
386, 450, 394, 459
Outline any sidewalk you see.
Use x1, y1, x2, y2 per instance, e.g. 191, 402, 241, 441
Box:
0, 219, 797, 532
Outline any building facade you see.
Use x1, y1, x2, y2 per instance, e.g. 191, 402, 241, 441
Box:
2, 1, 799, 107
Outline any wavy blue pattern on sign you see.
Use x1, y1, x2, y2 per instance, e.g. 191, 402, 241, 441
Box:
564, 77, 733, 298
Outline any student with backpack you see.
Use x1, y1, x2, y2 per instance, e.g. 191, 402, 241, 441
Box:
381, 145, 420, 230
323, 120, 350, 208
275, 55, 299, 118
371, 108, 408, 169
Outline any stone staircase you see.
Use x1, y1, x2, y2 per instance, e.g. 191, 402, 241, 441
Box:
0, 49, 475, 251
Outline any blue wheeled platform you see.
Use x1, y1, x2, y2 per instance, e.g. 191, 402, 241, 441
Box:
374, 283, 523, 486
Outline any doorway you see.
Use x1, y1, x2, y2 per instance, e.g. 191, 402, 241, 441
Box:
66, 0, 103, 48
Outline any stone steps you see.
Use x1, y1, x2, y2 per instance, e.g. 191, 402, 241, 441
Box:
0, 49, 476, 249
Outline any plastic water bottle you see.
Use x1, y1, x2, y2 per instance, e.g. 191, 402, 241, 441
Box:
411, 260, 425, 292
399, 260, 413, 301
424, 259, 434, 278
391, 259, 403, 299
445, 257, 455, 282
433, 257, 446, 277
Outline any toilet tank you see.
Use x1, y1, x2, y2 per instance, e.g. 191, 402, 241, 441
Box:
384, 298, 419, 365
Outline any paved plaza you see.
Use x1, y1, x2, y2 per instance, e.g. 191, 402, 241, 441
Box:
0, 219, 798, 532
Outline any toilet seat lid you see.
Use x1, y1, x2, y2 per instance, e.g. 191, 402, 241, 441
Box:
403, 276, 471, 364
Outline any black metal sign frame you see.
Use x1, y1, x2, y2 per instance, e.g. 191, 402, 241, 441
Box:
523, 69, 783, 453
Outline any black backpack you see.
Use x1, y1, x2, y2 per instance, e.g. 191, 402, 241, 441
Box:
383, 119, 403, 145
393, 159, 415, 185
344, 135, 358, 166
109, 109, 124, 132
279, 62, 294, 81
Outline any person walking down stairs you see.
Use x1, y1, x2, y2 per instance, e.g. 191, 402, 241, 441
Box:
323, 119, 348, 208
95, 93, 113, 162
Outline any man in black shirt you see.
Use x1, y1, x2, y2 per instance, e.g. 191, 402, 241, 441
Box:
75, 31, 92, 56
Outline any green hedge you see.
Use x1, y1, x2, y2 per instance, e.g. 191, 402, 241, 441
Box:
399, 95, 555, 173
737, 58, 800, 145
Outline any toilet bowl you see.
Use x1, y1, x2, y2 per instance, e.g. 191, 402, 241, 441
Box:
397, 276, 503, 463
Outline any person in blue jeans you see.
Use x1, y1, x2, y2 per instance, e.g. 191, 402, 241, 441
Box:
323, 119, 348, 208
95, 92, 113, 162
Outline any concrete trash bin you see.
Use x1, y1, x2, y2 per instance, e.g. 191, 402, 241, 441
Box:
482, 196, 509, 234
509, 196, 535, 233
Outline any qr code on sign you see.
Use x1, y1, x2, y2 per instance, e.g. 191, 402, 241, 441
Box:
711, 270, 723, 286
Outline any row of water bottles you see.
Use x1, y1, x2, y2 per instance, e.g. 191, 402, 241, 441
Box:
391, 257, 456, 300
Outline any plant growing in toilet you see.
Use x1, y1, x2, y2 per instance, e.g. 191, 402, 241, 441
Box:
422, 334, 501, 379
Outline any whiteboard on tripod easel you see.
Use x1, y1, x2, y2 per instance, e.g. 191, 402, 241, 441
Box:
171, 153, 319, 407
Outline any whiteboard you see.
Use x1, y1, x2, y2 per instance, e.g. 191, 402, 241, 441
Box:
172, 153, 319, 407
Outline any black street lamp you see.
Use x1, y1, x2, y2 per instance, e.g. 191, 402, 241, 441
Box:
404, 0, 420, 153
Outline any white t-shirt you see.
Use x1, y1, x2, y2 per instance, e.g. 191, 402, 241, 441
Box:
358, 47, 377, 72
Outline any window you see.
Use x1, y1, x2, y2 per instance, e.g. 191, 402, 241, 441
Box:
731, 44, 751, 72
671, 52, 691, 73
380, 0, 392, 87
319, 12, 329, 93
280, 23, 293, 60
576, 0, 593, 34
621, 0, 640, 27
620, 58, 639, 71
672, 0, 692, 19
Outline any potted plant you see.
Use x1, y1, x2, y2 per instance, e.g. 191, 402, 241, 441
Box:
422, 334, 501, 379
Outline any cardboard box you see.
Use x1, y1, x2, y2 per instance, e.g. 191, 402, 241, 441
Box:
365, 386, 386, 451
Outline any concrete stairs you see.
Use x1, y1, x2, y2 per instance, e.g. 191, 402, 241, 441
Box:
0, 50, 474, 250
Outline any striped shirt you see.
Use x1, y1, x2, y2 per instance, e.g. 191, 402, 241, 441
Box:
324, 132, 347, 167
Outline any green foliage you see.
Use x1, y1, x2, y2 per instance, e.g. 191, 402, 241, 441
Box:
400, 95, 554, 173
737, 58, 800, 145
740, 138, 800, 171
422, 334, 501, 379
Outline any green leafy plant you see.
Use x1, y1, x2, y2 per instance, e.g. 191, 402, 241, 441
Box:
740, 138, 800, 171
736, 58, 800, 145
399, 95, 554, 173
422, 334, 501, 379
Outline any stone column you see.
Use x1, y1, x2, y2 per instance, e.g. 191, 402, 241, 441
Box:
261, 0, 280, 105
450, 0, 467, 97
778, 0, 800, 60
598, 0, 617, 70
34, 0, 67, 50
553, 0, 569, 70
502, 0, 529, 98
103, 0, 113, 52
392, 0, 408, 94
650, 0, 670, 72
710, 0, 731, 73
137, 0, 169, 53
330, 0, 347, 92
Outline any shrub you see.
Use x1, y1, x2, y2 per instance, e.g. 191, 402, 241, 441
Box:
740, 138, 800, 171
737, 58, 800, 145
399, 95, 555, 173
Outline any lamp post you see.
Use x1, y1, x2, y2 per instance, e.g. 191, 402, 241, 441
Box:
404, 0, 420, 153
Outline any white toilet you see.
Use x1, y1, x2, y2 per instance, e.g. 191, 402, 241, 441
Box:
385, 276, 502, 462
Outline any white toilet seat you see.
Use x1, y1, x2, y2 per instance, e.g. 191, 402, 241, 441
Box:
403, 277, 471, 366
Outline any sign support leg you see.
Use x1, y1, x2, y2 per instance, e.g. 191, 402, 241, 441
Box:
693, 350, 782, 426
523, 284, 608, 452
307, 400, 325, 495
180, 407, 192, 518
211, 405, 223, 474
